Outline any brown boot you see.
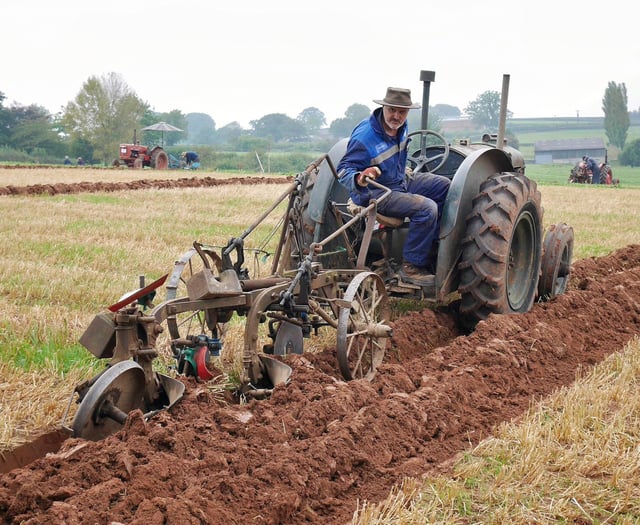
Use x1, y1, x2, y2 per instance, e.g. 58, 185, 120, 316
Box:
400, 262, 435, 289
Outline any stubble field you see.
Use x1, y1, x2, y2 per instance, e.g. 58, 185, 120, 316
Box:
1, 166, 640, 524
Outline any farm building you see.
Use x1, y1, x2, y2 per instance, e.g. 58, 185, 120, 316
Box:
534, 137, 606, 165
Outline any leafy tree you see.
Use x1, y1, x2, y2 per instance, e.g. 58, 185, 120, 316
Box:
431, 104, 461, 119
407, 110, 442, 134
140, 109, 187, 147
232, 135, 271, 153
250, 113, 306, 142
216, 121, 245, 146
329, 103, 371, 138
464, 90, 512, 129
619, 138, 640, 167
296, 107, 326, 134
5, 103, 63, 155
0, 91, 10, 145
504, 130, 520, 150
68, 135, 95, 164
63, 72, 148, 164
602, 81, 629, 150
186, 112, 216, 145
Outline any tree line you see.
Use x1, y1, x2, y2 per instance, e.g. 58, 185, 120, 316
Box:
1, 72, 637, 166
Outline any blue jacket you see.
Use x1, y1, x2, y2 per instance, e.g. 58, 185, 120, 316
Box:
185, 151, 199, 163
337, 107, 411, 206
584, 157, 600, 183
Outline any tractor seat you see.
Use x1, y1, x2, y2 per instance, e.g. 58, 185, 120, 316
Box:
347, 198, 404, 228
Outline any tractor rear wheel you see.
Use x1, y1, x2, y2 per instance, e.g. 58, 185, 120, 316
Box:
458, 173, 543, 330
151, 149, 169, 170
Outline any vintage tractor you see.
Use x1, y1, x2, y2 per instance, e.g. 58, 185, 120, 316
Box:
114, 143, 169, 169
568, 161, 592, 184
569, 159, 617, 185
0, 70, 576, 469
77, 70, 571, 425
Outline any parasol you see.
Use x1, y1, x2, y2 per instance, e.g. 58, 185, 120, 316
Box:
141, 121, 183, 147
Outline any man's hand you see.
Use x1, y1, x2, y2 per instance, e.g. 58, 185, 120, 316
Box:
356, 166, 381, 187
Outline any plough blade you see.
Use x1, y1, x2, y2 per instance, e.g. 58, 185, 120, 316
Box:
259, 355, 293, 386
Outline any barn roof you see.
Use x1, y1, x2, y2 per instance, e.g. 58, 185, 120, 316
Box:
534, 137, 605, 151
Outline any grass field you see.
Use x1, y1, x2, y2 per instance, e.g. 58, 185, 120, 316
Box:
1, 167, 640, 523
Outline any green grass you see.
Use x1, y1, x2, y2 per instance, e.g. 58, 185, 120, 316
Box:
516, 125, 640, 143
525, 163, 640, 188
0, 320, 99, 372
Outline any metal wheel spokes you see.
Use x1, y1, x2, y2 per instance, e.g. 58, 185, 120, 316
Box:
337, 272, 391, 381
171, 306, 222, 340
164, 247, 229, 341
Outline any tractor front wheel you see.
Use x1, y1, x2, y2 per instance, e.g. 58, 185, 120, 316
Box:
458, 173, 543, 330
538, 223, 574, 300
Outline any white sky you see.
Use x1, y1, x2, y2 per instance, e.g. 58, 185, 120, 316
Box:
2, 0, 638, 128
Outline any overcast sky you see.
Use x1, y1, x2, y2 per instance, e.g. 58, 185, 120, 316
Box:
2, 0, 638, 129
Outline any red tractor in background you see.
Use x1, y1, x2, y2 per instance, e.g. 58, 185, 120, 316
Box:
115, 143, 169, 169
113, 128, 171, 169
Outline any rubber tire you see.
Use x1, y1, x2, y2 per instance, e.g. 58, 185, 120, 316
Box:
151, 150, 169, 170
537, 223, 574, 300
458, 173, 543, 330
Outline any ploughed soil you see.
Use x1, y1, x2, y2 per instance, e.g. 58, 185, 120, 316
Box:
1, 239, 640, 523
0, 175, 292, 196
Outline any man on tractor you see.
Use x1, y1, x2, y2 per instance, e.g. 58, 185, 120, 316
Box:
582, 156, 601, 184
336, 87, 450, 290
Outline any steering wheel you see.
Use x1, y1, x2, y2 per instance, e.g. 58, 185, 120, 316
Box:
407, 130, 450, 174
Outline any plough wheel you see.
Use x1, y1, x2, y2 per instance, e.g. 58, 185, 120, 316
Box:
164, 246, 230, 341
336, 272, 391, 381
72, 361, 146, 441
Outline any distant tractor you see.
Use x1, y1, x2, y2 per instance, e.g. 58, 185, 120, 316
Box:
115, 144, 169, 170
